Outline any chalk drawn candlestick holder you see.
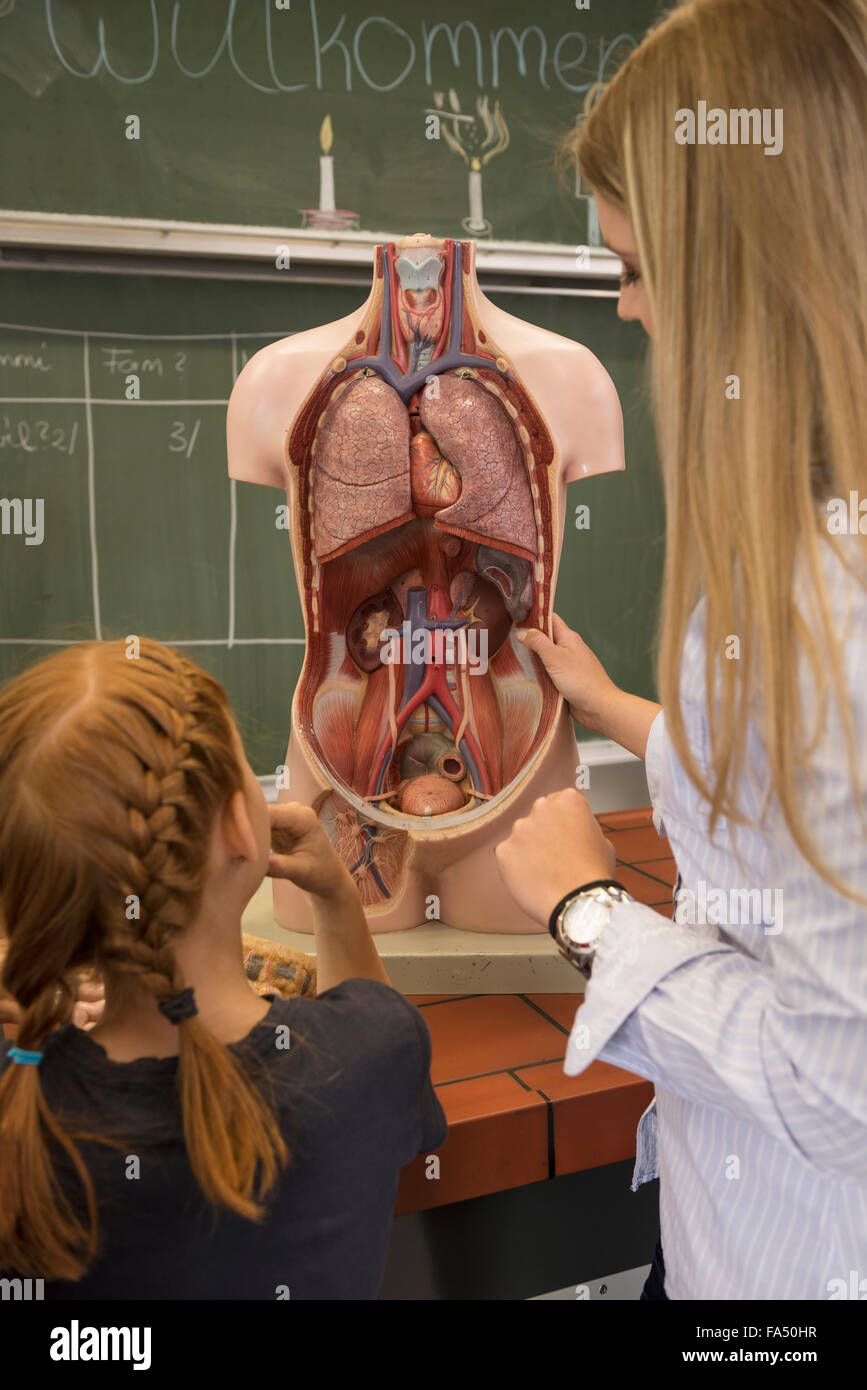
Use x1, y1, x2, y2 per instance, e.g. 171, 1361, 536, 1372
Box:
429, 90, 510, 238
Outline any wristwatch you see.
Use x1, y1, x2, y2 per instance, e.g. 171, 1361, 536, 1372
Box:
548, 879, 634, 979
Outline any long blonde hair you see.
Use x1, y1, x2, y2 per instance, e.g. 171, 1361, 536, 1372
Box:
574, 0, 867, 892
0, 639, 287, 1280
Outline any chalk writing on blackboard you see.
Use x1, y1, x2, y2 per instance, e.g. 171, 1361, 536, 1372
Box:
43, 1, 636, 97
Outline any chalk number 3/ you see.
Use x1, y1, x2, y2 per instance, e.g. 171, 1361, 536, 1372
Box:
169, 419, 201, 459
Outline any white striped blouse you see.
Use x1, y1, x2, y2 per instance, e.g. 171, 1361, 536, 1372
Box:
564, 536, 867, 1299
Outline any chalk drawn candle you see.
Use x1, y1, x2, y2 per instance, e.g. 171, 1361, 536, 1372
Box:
319, 115, 335, 214
467, 163, 485, 233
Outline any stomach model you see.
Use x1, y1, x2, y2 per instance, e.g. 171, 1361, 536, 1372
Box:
284, 238, 566, 924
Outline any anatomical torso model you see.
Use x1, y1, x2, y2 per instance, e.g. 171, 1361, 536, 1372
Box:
227, 234, 624, 933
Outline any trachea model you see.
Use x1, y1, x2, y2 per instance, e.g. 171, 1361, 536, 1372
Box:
228, 234, 624, 933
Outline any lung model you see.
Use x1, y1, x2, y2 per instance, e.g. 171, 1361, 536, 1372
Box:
227, 234, 625, 933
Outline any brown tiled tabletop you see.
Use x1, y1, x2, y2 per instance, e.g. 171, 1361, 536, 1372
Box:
396, 806, 675, 1214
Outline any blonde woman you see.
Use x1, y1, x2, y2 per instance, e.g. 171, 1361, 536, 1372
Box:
0, 639, 445, 1298
497, 0, 867, 1300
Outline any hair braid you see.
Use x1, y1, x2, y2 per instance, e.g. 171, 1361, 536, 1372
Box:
96, 693, 202, 1002
0, 638, 288, 1280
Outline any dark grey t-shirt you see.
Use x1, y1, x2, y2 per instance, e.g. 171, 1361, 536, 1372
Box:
0, 978, 447, 1300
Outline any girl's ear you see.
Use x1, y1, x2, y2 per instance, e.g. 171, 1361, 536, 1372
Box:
220, 789, 260, 865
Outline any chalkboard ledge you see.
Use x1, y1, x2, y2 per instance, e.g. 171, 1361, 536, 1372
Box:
0, 210, 623, 282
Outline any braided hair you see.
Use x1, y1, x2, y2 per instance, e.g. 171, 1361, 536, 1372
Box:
0, 639, 287, 1279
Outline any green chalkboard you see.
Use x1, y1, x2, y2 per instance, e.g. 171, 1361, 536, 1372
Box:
0, 268, 662, 774
0, 0, 663, 247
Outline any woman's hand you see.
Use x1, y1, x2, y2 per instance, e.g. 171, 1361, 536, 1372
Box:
266, 802, 355, 902
518, 613, 662, 759
495, 789, 616, 927
516, 613, 619, 734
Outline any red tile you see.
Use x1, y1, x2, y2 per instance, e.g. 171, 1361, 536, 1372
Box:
395, 1073, 548, 1213
518, 1057, 648, 1100
598, 807, 654, 830
423, 995, 568, 1084
614, 865, 673, 906
610, 826, 671, 864
516, 1060, 654, 1176
523, 993, 583, 1033
553, 1082, 655, 1174
633, 856, 678, 886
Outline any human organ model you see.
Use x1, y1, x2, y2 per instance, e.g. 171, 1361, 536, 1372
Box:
227, 234, 624, 933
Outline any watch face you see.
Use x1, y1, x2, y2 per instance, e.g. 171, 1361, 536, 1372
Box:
560, 895, 610, 951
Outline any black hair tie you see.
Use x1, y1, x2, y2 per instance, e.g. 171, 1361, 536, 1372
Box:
158, 987, 198, 1025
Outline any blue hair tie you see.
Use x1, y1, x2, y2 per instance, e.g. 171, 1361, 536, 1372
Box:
8, 1046, 43, 1066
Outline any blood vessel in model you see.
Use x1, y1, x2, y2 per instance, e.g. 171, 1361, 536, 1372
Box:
227, 234, 625, 933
